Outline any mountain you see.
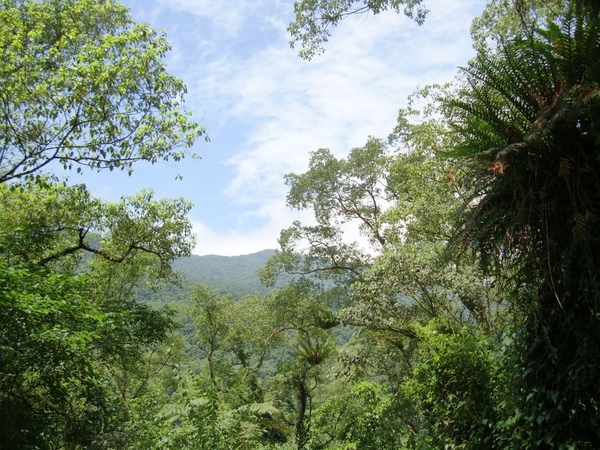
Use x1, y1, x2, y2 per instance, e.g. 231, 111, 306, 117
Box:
172, 249, 276, 299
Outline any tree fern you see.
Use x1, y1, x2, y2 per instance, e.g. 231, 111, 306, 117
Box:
447, 1, 600, 446
446, 1, 600, 442
449, 0, 600, 272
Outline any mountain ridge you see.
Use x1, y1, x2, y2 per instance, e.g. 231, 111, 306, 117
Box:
172, 249, 276, 298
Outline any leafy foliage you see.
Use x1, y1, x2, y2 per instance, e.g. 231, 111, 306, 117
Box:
402, 323, 498, 449
447, 1, 600, 446
0, 0, 205, 183
288, 0, 428, 59
0, 262, 102, 448
5, 1, 600, 448
0, 0, 206, 447
0, 179, 195, 447
310, 381, 402, 449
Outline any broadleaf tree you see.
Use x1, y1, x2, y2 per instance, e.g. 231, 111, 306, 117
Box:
0, 0, 205, 447
288, 0, 428, 59
0, 0, 205, 184
0, 181, 197, 448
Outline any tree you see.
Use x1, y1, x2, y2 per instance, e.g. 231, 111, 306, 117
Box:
286, 0, 600, 445
0, 1, 206, 447
0, 181, 196, 448
0, 262, 103, 449
185, 285, 289, 448
261, 137, 396, 289
263, 100, 511, 446
0, 0, 205, 184
446, 1, 600, 446
470, 0, 564, 50
0, 182, 195, 269
183, 281, 340, 449
288, 0, 428, 59
288, 0, 581, 60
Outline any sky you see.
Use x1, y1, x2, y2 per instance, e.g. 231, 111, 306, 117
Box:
79, 0, 486, 256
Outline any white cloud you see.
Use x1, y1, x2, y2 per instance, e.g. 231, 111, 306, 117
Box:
198, 3, 478, 222
192, 219, 277, 256
191, 198, 310, 256
120, 0, 485, 256
158, 0, 246, 36
157, 0, 289, 39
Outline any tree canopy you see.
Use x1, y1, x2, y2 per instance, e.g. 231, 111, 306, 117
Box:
288, 0, 428, 59
3, 0, 600, 448
0, 0, 205, 184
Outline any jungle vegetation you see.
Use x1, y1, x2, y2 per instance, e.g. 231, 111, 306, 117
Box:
1, 0, 599, 448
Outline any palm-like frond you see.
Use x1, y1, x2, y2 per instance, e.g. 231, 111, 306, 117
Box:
449, 2, 600, 293
447, 4, 600, 442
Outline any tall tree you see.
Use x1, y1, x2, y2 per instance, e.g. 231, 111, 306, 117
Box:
447, 1, 600, 446
0, 0, 205, 184
261, 137, 393, 288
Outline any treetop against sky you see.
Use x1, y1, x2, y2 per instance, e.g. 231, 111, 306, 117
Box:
79, 0, 483, 256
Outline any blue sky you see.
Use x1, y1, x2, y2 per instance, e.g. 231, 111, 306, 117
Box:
79, 0, 485, 256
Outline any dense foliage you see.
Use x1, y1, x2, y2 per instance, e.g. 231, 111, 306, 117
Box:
0, 0, 203, 447
2, 0, 599, 448
448, 2, 600, 445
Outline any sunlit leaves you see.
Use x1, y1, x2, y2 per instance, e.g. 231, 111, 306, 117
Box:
288, 0, 428, 59
0, 1, 205, 446
0, 182, 194, 274
0, 0, 206, 184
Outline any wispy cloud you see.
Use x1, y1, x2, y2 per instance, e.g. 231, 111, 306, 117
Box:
113, 0, 484, 256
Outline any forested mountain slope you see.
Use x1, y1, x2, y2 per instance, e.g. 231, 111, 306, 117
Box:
172, 249, 276, 298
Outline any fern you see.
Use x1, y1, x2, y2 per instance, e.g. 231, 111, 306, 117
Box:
447, 1, 600, 445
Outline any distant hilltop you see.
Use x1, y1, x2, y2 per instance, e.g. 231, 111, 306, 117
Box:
172, 249, 277, 298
